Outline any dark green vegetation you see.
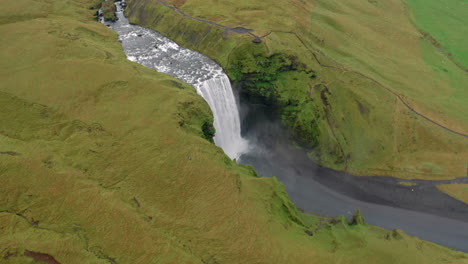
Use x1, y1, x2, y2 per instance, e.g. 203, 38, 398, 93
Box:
101, 0, 117, 21
228, 43, 321, 147
126, 0, 468, 183
1, 0, 468, 262
351, 210, 366, 226
201, 121, 215, 142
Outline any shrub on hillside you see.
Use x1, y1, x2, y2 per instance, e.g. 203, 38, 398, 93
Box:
350, 210, 365, 225
102, 0, 117, 21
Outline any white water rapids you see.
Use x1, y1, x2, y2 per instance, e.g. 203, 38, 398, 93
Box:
101, 2, 248, 159
99, 2, 468, 253
198, 77, 247, 158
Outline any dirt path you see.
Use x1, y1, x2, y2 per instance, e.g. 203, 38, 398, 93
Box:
153, 0, 255, 35
147, 0, 468, 138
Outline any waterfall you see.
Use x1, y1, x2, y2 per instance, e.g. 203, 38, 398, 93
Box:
197, 76, 248, 159
102, 2, 248, 159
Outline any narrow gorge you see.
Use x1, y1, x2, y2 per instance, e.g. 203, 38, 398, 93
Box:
102, 1, 468, 252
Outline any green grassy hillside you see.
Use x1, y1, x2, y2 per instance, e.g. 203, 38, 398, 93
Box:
125, 0, 468, 181
405, 0, 468, 70
1, 0, 468, 263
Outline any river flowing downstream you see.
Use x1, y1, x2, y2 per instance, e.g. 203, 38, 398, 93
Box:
102, 2, 468, 252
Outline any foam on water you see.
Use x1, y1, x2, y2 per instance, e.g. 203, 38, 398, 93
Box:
98, 2, 468, 253
102, 3, 248, 159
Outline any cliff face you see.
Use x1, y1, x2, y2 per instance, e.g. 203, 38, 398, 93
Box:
125, 0, 468, 181
1, 0, 468, 262
0, 0, 307, 262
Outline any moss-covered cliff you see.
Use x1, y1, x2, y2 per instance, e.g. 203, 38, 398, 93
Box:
1, 0, 468, 263
125, 0, 468, 181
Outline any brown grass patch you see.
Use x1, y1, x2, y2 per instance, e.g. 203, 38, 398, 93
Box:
24, 250, 61, 264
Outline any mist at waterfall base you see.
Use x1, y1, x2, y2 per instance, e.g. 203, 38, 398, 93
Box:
102, 5, 468, 252
235, 89, 468, 252
198, 77, 248, 159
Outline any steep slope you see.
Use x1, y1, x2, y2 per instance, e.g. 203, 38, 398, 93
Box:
125, 0, 468, 181
1, 0, 468, 263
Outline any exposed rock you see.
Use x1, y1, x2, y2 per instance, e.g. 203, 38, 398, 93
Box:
252, 38, 262, 44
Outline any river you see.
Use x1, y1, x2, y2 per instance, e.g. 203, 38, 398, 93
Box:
101, 1, 468, 252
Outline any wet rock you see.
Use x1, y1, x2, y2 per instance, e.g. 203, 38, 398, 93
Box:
252, 38, 262, 44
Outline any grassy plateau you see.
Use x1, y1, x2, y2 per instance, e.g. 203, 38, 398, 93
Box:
127, 0, 468, 182
125, 0, 468, 187
1, 0, 468, 263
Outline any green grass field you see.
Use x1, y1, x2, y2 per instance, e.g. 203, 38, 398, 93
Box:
405, 0, 468, 70
1, 0, 468, 262
126, 0, 468, 181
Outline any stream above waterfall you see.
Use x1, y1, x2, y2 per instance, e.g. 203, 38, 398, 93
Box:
102, 2, 247, 159
102, 2, 468, 252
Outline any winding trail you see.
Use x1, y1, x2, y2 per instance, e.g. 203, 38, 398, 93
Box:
149, 0, 468, 138
153, 0, 254, 34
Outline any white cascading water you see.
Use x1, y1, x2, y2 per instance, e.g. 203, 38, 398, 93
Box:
197, 76, 247, 159
101, 2, 248, 159
100, 3, 468, 253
